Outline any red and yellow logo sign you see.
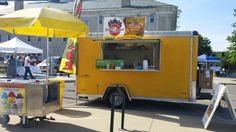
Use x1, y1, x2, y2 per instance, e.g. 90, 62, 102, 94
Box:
104, 17, 125, 37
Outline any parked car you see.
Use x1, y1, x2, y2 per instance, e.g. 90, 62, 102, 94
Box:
37, 56, 61, 74
0, 1, 8, 6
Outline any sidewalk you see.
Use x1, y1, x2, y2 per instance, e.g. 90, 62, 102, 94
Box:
214, 76, 236, 84
1, 100, 236, 132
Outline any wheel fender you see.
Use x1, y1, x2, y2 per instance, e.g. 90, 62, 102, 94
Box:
102, 84, 131, 101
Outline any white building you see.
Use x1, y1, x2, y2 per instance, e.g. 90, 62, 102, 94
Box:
0, 0, 178, 58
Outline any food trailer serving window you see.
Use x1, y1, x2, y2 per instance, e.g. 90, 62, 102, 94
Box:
98, 39, 160, 71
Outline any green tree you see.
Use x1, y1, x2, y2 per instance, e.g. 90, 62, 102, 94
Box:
226, 9, 236, 65
176, 9, 182, 29
198, 34, 213, 56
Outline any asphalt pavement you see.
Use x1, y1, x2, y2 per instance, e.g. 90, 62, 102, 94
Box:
0, 74, 236, 131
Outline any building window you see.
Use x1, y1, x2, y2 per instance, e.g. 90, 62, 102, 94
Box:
49, 37, 52, 42
149, 14, 155, 23
62, 38, 67, 42
8, 34, 11, 40
99, 15, 103, 24
27, 36, 31, 42
38, 37, 42, 42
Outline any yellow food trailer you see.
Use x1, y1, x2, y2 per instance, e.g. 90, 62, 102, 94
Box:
76, 31, 198, 107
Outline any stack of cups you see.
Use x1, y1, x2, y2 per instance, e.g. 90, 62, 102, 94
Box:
143, 60, 148, 70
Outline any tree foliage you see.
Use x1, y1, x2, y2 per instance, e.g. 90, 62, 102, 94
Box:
226, 9, 236, 65
198, 34, 213, 56
176, 9, 182, 29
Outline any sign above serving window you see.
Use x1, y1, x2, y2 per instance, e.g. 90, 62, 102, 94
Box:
103, 17, 126, 37
103, 17, 145, 38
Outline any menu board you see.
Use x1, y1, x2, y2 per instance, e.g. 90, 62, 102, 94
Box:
0, 85, 26, 114
202, 85, 226, 129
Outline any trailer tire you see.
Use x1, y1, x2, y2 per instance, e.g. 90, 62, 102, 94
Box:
107, 90, 126, 108
0, 114, 10, 126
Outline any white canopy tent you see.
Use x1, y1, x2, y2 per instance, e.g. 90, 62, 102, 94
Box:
0, 37, 43, 54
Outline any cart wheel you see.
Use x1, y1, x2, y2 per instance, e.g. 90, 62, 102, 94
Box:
0, 114, 10, 126
21, 116, 29, 128
108, 90, 125, 108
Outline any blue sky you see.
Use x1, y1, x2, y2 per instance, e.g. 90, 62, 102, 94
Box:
159, 0, 236, 51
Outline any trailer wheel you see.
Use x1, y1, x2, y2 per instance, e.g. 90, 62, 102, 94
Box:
0, 114, 10, 126
108, 90, 125, 108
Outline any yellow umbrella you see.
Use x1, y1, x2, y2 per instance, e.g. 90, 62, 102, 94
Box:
0, 7, 89, 37
0, 7, 89, 80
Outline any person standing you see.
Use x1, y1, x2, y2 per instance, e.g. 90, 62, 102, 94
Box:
16, 56, 23, 76
7, 55, 16, 78
24, 54, 35, 80
16, 56, 23, 67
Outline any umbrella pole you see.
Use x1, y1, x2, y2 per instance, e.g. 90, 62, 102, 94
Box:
46, 37, 49, 82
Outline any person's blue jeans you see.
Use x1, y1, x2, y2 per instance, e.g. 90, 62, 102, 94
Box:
24, 66, 34, 79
